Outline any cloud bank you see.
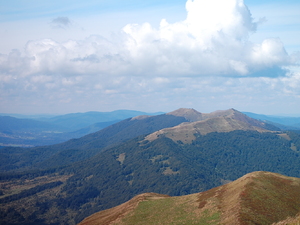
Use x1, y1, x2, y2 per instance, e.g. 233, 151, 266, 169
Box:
1, 0, 296, 78
0, 0, 299, 114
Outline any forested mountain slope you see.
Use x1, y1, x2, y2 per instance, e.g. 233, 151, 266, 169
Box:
0, 114, 188, 171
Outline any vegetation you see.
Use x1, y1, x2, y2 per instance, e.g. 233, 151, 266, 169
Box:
80, 171, 300, 225
0, 181, 63, 204
121, 196, 220, 225
0, 114, 187, 172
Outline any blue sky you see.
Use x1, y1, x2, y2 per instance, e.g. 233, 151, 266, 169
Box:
0, 0, 299, 115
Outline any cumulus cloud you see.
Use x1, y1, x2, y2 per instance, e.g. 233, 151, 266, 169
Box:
121, 0, 296, 77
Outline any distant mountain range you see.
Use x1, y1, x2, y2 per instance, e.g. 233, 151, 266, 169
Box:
1, 109, 299, 147
243, 111, 300, 130
0, 110, 162, 147
0, 108, 300, 225
79, 171, 300, 225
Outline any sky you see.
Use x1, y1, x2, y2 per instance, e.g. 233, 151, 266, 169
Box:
0, 0, 299, 115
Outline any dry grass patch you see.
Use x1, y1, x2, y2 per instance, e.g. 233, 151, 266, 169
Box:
119, 193, 220, 225
162, 167, 180, 175
116, 153, 126, 165
0, 174, 71, 198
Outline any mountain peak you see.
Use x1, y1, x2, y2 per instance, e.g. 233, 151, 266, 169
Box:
167, 108, 203, 122
146, 108, 279, 144
202, 108, 239, 119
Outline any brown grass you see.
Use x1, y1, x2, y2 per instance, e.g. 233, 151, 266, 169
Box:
79, 171, 300, 225
78, 193, 170, 225
0, 174, 71, 198
145, 115, 271, 144
116, 153, 126, 165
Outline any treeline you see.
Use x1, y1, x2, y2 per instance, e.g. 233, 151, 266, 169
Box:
0, 167, 65, 181
0, 181, 63, 204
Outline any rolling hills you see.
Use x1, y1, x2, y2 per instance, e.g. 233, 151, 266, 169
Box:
1, 108, 300, 224
79, 171, 300, 225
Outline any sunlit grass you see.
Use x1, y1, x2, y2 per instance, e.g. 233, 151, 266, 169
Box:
121, 195, 220, 225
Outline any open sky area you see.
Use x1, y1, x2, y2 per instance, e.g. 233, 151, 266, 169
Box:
0, 0, 299, 115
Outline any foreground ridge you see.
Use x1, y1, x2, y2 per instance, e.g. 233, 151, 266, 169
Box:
79, 171, 300, 225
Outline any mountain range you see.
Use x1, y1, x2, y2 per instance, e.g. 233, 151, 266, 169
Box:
243, 112, 300, 130
1, 109, 300, 148
0, 108, 300, 224
0, 110, 162, 147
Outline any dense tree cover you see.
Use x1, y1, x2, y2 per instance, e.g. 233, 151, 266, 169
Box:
0, 181, 63, 204
1, 130, 300, 224
0, 115, 187, 172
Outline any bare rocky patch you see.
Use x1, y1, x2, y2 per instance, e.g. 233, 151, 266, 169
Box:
116, 153, 126, 165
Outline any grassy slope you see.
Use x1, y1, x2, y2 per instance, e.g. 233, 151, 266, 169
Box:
79, 193, 220, 225
239, 172, 300, 224
79, 171, 300, 225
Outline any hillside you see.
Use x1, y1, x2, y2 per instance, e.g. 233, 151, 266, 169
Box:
0, 113, 188, 171
79, 171, 300, 225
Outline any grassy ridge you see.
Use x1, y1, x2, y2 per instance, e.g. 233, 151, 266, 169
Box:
239, 172, 300, 224
80, 172, 300, 225
80, 193, 221, 225
122, 196, 220, 225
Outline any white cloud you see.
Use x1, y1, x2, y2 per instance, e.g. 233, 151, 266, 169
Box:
250, 38, 290, 67
0, 0, 299, 114
1, 0, 297, 80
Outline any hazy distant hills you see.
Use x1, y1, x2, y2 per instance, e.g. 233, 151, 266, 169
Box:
79, 171, 300, 225
1, 108, 300, 224
40, 110, 164, 131
0, 110, 162, 147
243, 112, 300, 130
